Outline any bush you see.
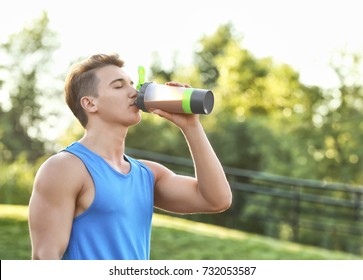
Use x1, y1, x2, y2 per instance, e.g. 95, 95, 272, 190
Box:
0, 154, 44, 205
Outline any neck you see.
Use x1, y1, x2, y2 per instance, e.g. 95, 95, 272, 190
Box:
79, 123, 128, 163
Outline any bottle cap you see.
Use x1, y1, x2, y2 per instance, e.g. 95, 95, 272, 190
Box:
135, 82, 152, 112
189, 89, 214, 114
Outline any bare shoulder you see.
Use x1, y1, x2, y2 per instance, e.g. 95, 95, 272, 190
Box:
34, 151, 86, 197
36, 151, 85, 179
139, 159, 174, 181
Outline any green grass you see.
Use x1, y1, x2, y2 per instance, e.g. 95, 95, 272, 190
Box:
1, 204, 361, 260
150, 214, 362, 260
0, 205, 31, 259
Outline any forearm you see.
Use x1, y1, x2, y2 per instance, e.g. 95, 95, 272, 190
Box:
181, 122, 232, 211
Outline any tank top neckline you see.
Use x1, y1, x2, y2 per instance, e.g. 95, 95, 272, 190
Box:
73, 141, 132, 177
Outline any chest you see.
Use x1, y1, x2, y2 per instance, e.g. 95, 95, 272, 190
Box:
75, 162, 154, 218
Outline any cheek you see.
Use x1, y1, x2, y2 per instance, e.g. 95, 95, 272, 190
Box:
98, 96, 125, 111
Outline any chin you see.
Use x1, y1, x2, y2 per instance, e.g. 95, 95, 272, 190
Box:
129, 114, 142, 127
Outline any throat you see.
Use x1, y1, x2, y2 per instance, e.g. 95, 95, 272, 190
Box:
104, 156, 131, 174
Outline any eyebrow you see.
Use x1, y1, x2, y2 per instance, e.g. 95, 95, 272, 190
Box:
109, 78, 134, 86
109, 78, 124, 86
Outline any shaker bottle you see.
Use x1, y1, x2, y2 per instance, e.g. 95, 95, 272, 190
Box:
135, 82, 214, 114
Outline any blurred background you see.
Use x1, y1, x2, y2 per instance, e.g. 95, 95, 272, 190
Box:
1, 0, 363, 259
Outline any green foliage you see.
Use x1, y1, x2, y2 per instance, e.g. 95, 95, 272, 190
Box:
194, 23, 237, 88
145, 23, 363, 186
0, 155, 43, 205
301, 53, 363, 183
0, 11, 60, 162
134, 23, 363, 256
0, 11, 60, 206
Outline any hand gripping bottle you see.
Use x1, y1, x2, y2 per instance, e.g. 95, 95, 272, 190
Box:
135, 66, 214, 114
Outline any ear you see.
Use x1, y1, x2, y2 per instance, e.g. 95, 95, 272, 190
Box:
80, 96, 98, 113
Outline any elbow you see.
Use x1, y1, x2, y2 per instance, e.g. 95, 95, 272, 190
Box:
220, 195, 233, 212
212, 192, 233, 213
221, 184, 233, 211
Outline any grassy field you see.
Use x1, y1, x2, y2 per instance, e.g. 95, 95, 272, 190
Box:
0, 204, 362, 260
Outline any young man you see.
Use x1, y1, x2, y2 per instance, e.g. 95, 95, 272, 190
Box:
28, 53, 232, 260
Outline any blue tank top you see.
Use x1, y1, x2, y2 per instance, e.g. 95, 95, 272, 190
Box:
61, 142, 154, 260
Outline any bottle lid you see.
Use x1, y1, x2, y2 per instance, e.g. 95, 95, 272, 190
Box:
135, 82, 153, 112
189, 89, 214, 114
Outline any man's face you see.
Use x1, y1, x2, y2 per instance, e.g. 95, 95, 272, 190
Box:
92, 65, 141, 127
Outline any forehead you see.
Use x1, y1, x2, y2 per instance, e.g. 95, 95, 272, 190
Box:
95, 65, 131, 84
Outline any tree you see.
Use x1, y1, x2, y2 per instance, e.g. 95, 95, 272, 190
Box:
302, 52, 363, 184
0, 11, 60, 162
194, 22, 236, 88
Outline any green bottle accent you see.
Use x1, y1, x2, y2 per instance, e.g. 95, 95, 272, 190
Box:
136, 66, 145, 90
182, 88, 193, 114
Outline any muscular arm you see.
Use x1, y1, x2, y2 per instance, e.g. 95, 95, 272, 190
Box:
145, 105, 232, 214
28, 153, 83, 259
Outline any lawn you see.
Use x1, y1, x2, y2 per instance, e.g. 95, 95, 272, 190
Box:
0, 204, 361, 260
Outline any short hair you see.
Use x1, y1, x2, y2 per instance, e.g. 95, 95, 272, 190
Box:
64, 53, 125, 127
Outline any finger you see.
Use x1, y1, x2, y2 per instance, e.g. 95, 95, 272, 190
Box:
165, 81, 184, 87
150, 109, 171, 119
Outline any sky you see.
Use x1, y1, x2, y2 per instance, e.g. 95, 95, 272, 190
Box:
1, 0, 363, 87
1, 0, 363, 138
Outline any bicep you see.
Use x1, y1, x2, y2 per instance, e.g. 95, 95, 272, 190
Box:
143, 160, 209, 213
29, 157, 80, 259
29, 189, 74, 259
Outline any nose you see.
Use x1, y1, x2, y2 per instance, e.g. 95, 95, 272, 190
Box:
130, 87, 138, 99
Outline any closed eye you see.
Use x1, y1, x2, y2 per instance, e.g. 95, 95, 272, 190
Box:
110, 78, 134, 89
110, 78, 124, 89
